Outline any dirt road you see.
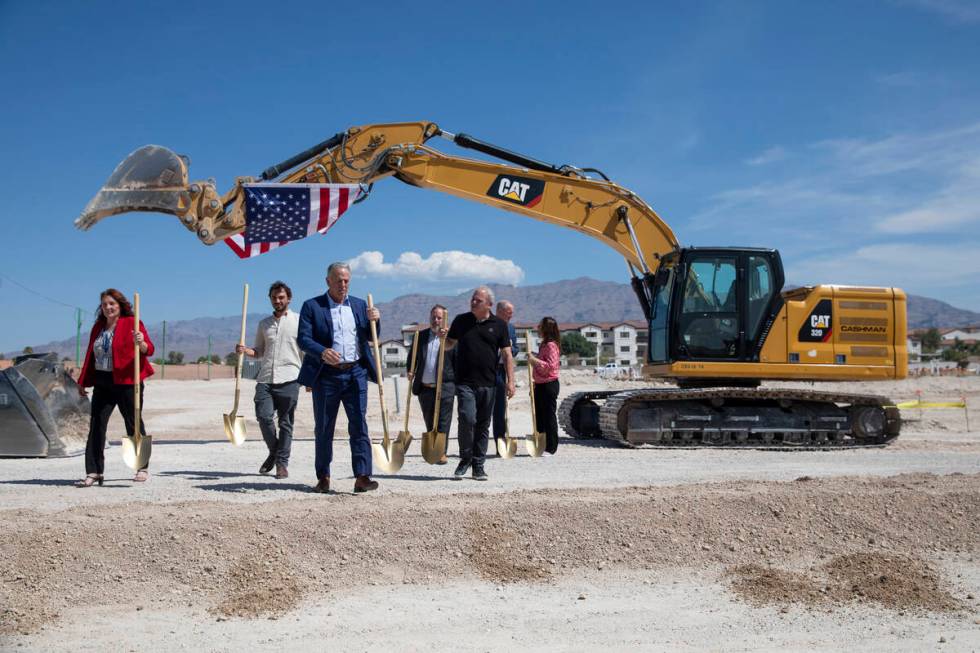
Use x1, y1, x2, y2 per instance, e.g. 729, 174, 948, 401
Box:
1, 373, 978, 651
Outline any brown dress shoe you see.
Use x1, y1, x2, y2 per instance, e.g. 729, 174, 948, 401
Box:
313, 476, 330, 493
353, 475, 379, 493
275, 464, 288, 479
437, 454, 449, 465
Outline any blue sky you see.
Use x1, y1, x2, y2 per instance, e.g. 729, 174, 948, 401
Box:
2, 0, 979, 351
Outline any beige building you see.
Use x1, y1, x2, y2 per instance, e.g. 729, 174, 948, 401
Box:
514, 320, 649, 368
380, 339, 408, 368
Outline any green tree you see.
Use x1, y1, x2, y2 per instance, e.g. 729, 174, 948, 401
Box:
225, 352, 239, 366
166, 351, 184, 365
941, 347, 968, 364
921, 328, 941, 353
561, 333, 596, 358
22, 346, 34, 355
197, 354, 222, 364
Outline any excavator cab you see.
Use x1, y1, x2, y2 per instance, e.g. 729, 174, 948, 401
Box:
647, 248, 784, 366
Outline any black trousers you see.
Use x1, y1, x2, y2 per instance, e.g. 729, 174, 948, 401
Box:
533, 379, 560, 454
418, 382, 455, 455
85, 370, 147, 475
456, 384, 495, 466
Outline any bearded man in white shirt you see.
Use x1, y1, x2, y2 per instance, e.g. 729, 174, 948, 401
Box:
236, 280, 302, 479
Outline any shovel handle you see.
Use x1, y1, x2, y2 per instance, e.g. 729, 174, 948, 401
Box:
133, 293, 141, 439
235, 284, 249, 394
403, 329, 419, 431
526, 329, 537, 428
367, 294, 390, 440
432, 333, 447, 425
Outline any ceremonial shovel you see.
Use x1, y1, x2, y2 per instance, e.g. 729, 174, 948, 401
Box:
222, 284, 248, 446
122, 293, 151, 469
367, 294, 405, 473
396, 329, 420, 454
524, 329, 546, 457
495, 397, 518, 459
420, 333, 448, 464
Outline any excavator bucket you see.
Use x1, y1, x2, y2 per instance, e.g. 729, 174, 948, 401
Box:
75, 145, 192, 231
0, 354, 90, 457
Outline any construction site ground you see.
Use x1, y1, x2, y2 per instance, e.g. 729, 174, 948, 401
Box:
1, 370, 978, 651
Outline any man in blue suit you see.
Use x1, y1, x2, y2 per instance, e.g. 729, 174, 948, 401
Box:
297, 262, 381, 494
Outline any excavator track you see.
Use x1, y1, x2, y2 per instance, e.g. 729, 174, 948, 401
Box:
558, 391, 621, 438
559, 387, 900, 450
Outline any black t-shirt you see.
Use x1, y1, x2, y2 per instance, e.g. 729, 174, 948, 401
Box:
448, 312, 511, 387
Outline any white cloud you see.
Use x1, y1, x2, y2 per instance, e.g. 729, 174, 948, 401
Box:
347, 250, 525, 285
875, 155, 980, 233
689, 121, 980, 242
895, 0, 980, 23
790, 243, 980, 291
874, 71, 924, 88
676, 130, 702, 153
745, 145, 788, 166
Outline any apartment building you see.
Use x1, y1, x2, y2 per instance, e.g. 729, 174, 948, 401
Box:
380, 339, 409, 368
513, 320, 649, 367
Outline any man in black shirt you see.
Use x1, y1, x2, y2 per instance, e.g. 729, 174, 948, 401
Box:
446, 286, 515, 480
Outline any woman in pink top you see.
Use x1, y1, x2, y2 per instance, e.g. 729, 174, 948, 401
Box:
528, 316, 561, 455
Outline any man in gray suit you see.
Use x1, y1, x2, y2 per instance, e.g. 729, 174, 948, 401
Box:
410, 304, 456, 464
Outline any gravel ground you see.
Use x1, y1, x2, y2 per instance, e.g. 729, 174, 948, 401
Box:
1, 373, 978, 651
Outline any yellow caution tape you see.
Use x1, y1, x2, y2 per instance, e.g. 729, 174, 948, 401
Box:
895, 400, 967, 409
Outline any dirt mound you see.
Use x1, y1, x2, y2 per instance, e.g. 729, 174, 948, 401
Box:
467, 517, 551, 584
728, 552, 963, 613
2, 473, 978, 635
213, 551, 304, 619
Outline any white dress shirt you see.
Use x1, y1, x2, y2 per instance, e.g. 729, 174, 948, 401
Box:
328, 295, 359, 363
253, 310, 302, 384
421, 331, 441, 384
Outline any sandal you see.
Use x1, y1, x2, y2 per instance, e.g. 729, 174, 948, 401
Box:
75, 474, 103, 488
133, 469, 149, 482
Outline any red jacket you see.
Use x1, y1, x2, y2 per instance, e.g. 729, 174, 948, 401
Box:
78, 316, 155, 387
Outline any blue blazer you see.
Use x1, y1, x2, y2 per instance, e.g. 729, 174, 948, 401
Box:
297, 293, 379, 386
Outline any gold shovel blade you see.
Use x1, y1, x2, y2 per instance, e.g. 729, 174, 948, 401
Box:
525, 431, 546, 458
121, 435, 140, 470
421, 430, 447, 464
223, 414, 246, 446
497, 437, 518, 459
372, 441, 405, 473
135, 435, 152, 470
396, 430, 413, 454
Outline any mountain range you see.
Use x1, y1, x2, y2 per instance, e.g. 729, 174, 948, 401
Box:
10, 278, 980, 361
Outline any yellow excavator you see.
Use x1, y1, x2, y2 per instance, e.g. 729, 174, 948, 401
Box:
76, 121, 906, 448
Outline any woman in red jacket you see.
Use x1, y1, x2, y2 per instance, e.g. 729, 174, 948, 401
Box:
76, 288, 155, 486
527, 316, 561, 455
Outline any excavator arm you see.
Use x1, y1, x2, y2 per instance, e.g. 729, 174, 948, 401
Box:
76, 121, 679, 275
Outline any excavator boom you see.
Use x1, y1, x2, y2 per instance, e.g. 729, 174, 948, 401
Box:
76, 121, 679, 274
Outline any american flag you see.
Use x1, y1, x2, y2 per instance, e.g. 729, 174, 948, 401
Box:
224, 183, 362, 258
